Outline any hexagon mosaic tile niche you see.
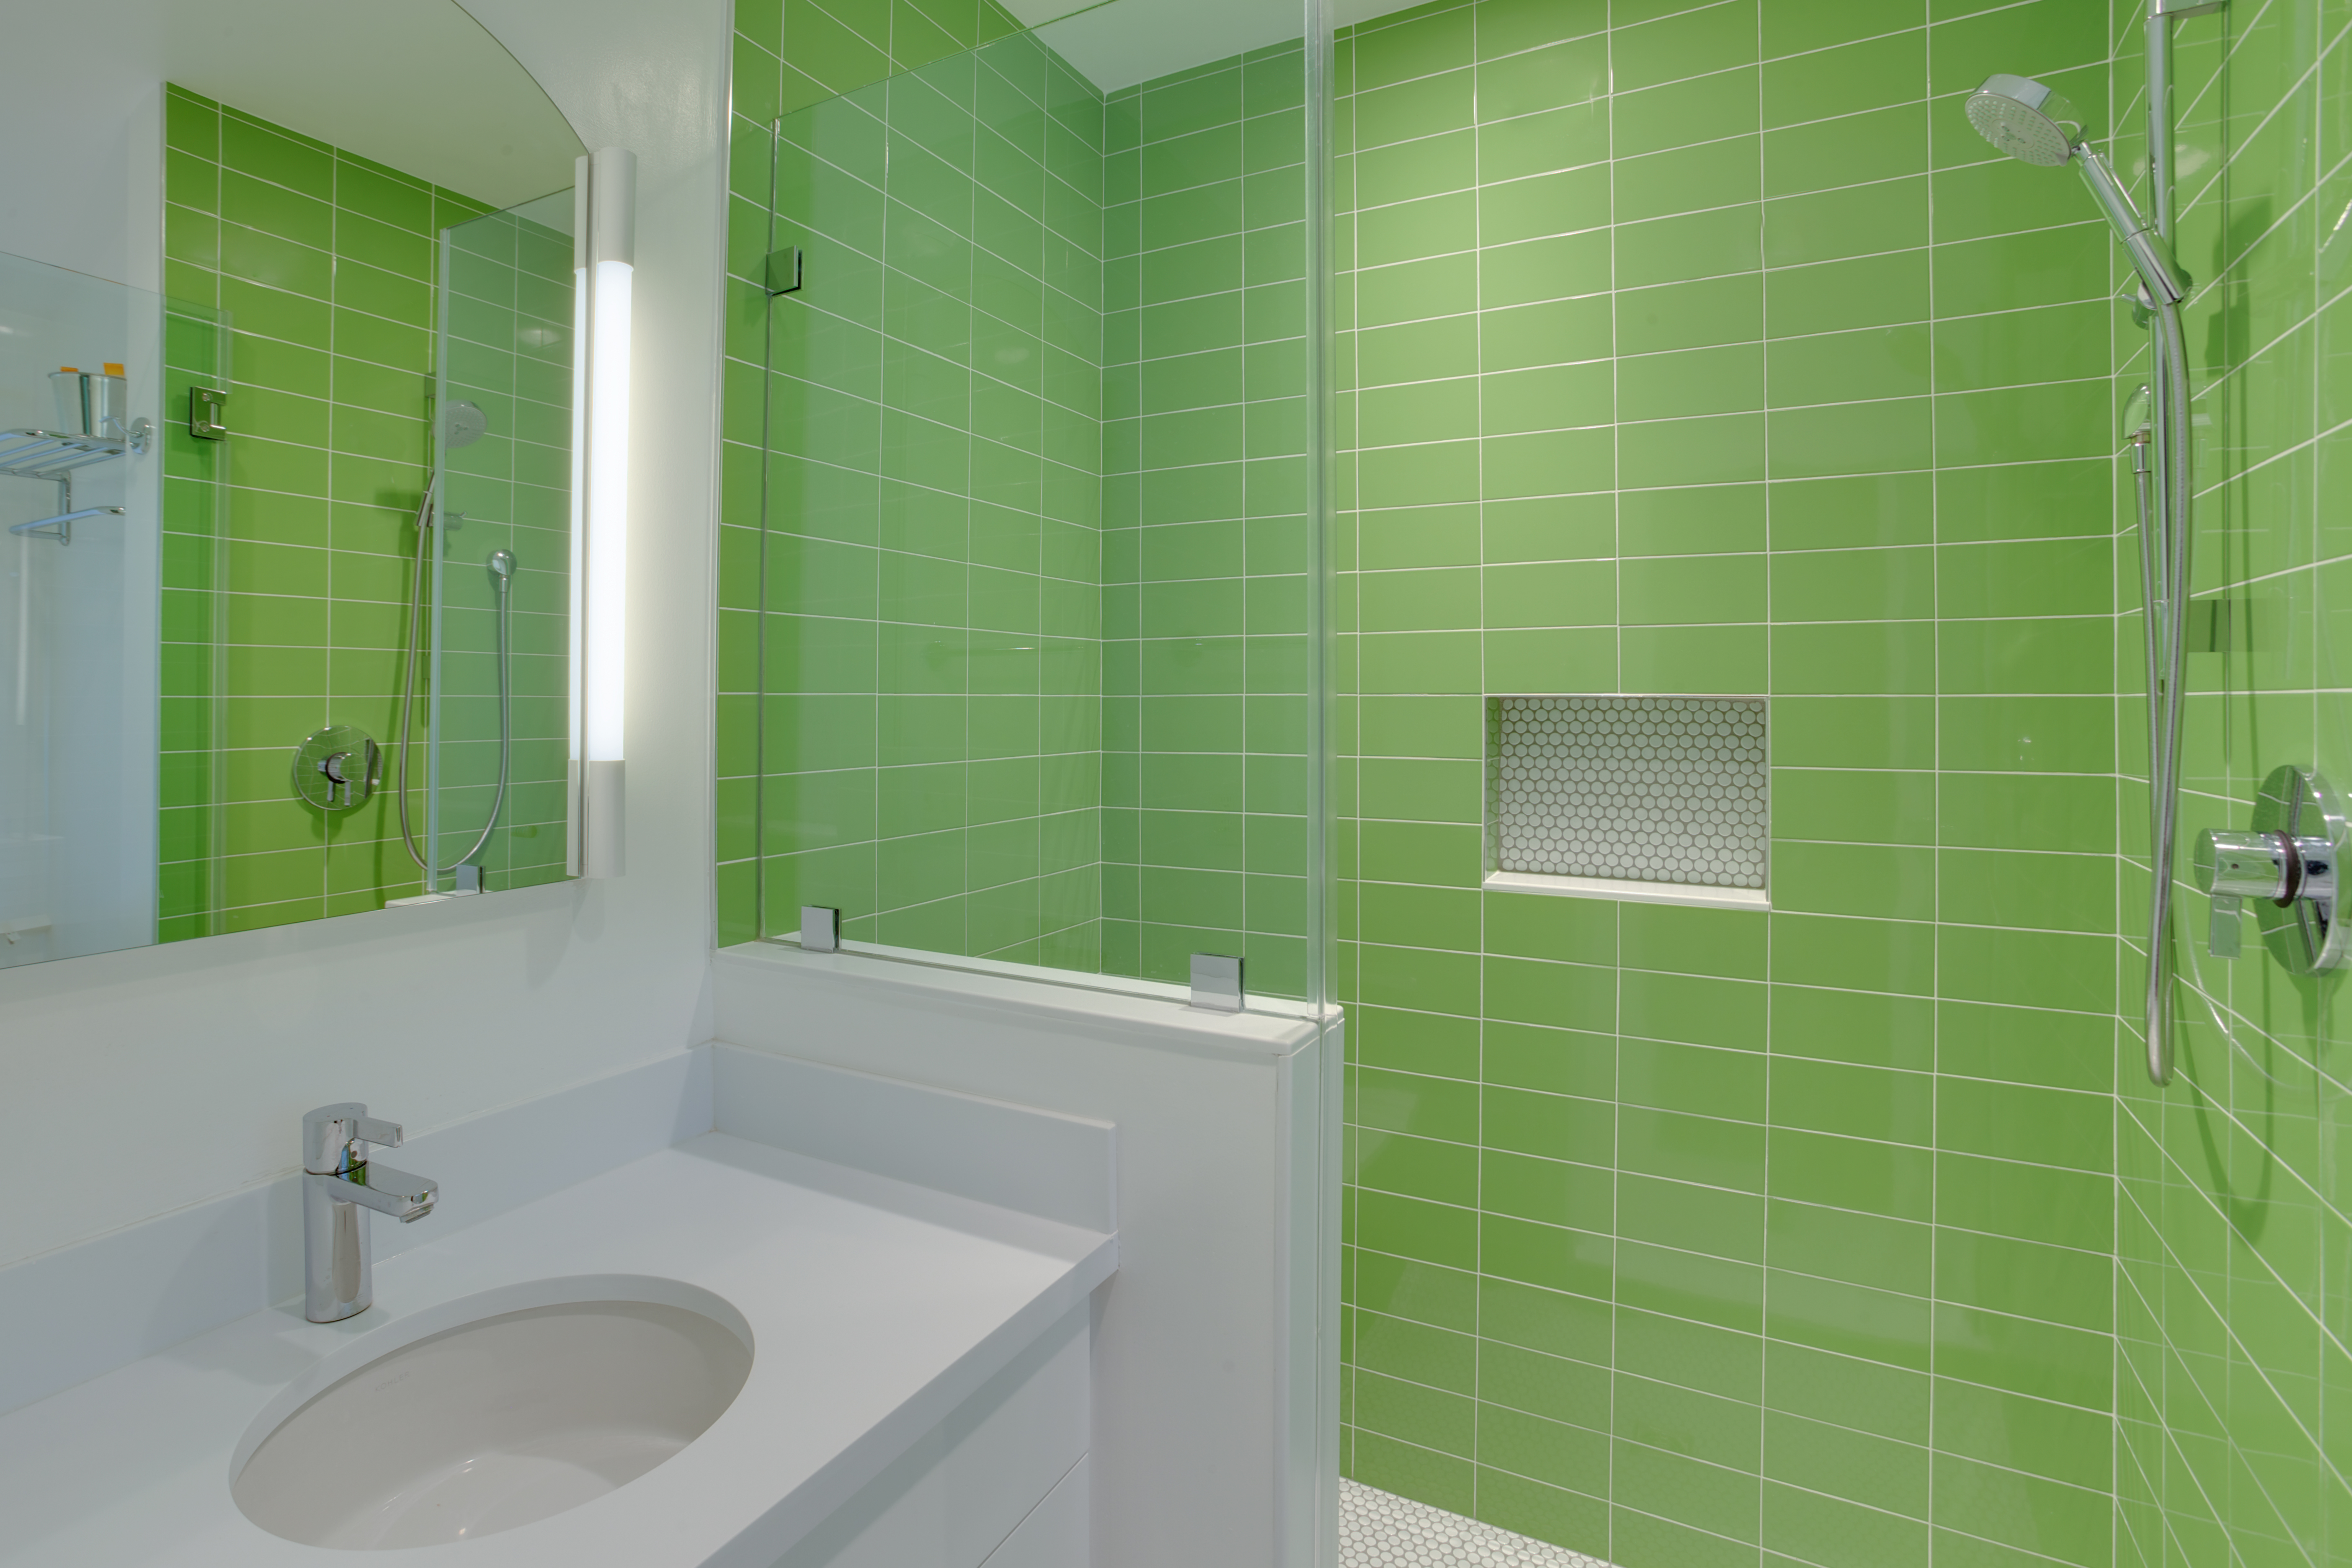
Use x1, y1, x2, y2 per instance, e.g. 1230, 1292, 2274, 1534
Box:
1486, 696, 1767, 891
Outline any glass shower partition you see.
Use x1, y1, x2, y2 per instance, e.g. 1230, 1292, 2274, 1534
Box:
425, 193, 577, 894
729, 0, 1333, 1007
0, 248, 167, 965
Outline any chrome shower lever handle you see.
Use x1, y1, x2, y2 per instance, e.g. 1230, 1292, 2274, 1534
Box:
2208, 894, 2243, 958
2194, 772, 2352, 977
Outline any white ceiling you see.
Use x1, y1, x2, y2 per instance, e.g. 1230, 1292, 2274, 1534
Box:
163, 0, 584, 211
1005, 0, 1429, 95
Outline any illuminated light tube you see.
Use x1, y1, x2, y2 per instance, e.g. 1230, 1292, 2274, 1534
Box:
568, 147, 635, 879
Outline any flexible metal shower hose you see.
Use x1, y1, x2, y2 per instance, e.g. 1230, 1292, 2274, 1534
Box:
393, 482, 512, 883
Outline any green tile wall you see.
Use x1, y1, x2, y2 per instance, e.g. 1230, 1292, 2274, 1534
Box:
1101, 44, 1316, 998
1334, 2, 2130, 1563
718, 2, 1320, 997
159, 86, 563, 936
719, 23, 1109, 965
2116, 2, 2352, 1564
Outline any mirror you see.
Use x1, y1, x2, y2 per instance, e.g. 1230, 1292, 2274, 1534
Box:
2, 2, 588, 967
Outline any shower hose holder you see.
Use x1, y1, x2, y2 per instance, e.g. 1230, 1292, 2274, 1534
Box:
2195, 764, 2351, 974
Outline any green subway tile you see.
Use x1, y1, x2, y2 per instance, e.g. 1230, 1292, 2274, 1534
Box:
1614, 70, 1760, 161
1614, 1370, 1759, 1473
1621, 624, 1767, 694
1480, 231, 1613, 309
1612, 2, 1758, 93
1484, 958, 1614, 1034
1764, 1340, 1928, 1444
1766, 250, 1928, 338
1619, 553, 1765, 626
1769, 912, 1933, 994
1614, 139, 1760, 227
1771, 622, 1935, 695
1773, 841, 1933, 921
1764, 103, 1928, 198
1618, 343, 1763, 423
1763, 30, 1926, 129
1772, 548, 1933, 623
1478, 35, 1609, 122
1768, 324, 1931, 407
1618, 274, 1763, 356
1767, 471, 1933, 551
1763, 178, 1929, 269
1620, 483, 1763, 557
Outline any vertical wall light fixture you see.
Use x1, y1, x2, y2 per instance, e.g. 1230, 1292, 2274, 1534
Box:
568, 147, 635, 879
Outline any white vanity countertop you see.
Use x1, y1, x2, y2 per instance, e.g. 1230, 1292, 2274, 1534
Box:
0, 1132, 1117, 1567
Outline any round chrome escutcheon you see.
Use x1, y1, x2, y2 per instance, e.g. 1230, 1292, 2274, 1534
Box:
2248, 764, 2352, 976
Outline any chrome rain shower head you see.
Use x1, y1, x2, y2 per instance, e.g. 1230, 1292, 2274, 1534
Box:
1965, 73, 2084, 167
442, 399, 488, 450
1964, 72, 2190, 306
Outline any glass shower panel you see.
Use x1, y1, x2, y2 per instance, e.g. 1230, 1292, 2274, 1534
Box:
426, 195, 575, 893
0, 249, 165, 966
736, 0, 1328, 1002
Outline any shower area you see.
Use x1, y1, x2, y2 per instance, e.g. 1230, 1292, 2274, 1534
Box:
725, 0, 2352, 1563
157, 85, 577, 935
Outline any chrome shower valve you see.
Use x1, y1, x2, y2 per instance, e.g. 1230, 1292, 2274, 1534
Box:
2194, 766, 2350, 974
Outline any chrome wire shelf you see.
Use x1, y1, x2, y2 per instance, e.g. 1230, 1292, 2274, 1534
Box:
0, 423, 146, 544
0, 427, 139, 480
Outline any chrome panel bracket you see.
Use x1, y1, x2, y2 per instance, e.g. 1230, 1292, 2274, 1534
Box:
189, 387, 228, 440
765, 246, 804, 296
2195, 764, 2351, 975
800, 904, 840, 952
1189, 952, 1243, 1013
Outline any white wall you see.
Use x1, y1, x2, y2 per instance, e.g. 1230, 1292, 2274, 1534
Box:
0, 0, 731, 1272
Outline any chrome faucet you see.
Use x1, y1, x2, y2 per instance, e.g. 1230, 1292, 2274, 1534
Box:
302, 1104, 437, 1323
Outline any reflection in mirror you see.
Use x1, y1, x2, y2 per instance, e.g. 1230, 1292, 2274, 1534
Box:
157, 89, 579, 934
0, 255, 166, 966
1, 0, 589, 964
417, 197, 576, 896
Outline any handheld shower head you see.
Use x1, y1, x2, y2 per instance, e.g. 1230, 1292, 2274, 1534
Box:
1964, 73, 2189, 305
1965, 74, 2085, 166
489, 549, 517, 591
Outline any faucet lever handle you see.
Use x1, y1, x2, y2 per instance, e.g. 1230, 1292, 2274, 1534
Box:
301, 1103, 405, 1172
349, 1115, 404, 1149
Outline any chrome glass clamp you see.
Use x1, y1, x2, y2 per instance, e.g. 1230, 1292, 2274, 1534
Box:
2194, 765, 2351, 974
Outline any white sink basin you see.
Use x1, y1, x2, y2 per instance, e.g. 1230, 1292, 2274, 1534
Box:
231, 1278, 753, 1550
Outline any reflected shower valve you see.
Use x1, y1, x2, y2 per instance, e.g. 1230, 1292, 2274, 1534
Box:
2194, 765, 2350, 974
293, 725, 380, 813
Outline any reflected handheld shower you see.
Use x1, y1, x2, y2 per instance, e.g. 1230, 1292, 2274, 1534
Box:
1965, 73, 2193, 1088
392, 478, 520, 890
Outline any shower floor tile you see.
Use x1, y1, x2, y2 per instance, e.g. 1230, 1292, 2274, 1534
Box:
1340, 1480, 1613, 1568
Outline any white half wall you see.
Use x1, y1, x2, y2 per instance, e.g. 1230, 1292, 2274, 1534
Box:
0, 0, 730, 1273
714, 943, 1338, 1568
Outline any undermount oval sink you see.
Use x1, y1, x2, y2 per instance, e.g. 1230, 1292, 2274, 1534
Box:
232, 1279, 753, 1550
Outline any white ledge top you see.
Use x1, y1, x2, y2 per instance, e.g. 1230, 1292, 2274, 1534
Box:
716, 939, 1333, 1060
0, 1134, 1116, 1568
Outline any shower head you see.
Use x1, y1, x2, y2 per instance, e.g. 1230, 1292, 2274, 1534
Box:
442, 400, 488, 451
1965, 73, 2086, 166
488, 549, 517, 589
1965, 73, 2190, 306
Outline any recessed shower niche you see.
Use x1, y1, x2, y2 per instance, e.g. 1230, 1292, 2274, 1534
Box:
1484, 695, 1768, 910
